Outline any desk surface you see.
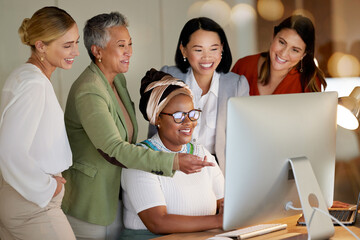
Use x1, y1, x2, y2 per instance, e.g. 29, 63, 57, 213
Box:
153, 214, 360, 240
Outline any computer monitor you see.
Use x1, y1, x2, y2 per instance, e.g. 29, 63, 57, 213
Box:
223, 92, 338, 234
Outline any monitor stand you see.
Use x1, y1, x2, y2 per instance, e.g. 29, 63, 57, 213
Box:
288, 156, 335, 240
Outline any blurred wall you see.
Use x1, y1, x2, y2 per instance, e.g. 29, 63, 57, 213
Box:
2, 0, 360, 141
0, 0, 204, 141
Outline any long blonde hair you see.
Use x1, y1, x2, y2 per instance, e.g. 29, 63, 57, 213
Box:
18, 6, 75, 50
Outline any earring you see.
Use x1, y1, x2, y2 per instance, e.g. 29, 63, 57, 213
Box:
98, 58, 102, 63
300, 59, 303, 73
157, 124, 160, 128
40, 56, 44, 62
183, 56, 186, 62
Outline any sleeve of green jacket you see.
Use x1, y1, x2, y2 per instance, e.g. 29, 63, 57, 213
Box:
74, 83, 175, 177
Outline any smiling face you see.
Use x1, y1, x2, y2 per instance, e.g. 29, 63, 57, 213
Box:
97, 25, 132, 80
180, 29, 223, 81
269, 28, 306, 74
43, 23, 80, 70
156, 94, 197, 152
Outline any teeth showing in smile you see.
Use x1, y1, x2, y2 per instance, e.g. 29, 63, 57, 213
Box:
65, 58, 74, 63
276, 56, 286, 63
200, 63, 212, 68
180, 129, 191, 133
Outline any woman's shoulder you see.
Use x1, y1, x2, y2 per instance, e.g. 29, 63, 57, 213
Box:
160, 65, 186, 78
217, 72, 249, 97
77, 64, 103, 83
220, 71, 245, 80
14, 64, 46, 82
219, 71, 248, 86
235, 53, 261, 64
160, 65, 177, 73
137, 136, 165, 152
72, 65, 108, 93
232, 53, 261, 73
4, 64, 46, 91
136, 140, 150, 149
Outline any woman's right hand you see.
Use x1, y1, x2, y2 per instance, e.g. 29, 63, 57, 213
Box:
52, 176, 66, 198
176, 153, 214, 174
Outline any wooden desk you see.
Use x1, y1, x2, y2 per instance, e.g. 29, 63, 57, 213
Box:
153, 214, 360, 240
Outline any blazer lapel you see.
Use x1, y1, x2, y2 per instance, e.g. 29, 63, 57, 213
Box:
89, 63, 137, 142
113, 74, 138, 143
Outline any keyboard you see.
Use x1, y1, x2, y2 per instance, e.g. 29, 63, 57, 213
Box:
329, 210, 352, 221
215, 223, 287, 239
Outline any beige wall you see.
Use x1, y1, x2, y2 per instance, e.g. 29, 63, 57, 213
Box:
0, 0, 201, 140
3, 0, 360, 141
0, 0, 262, 141
0, 0, 258, 140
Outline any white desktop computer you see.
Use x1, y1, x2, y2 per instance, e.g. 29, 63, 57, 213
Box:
223, 92, 338, 239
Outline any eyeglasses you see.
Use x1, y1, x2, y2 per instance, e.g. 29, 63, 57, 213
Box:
160, 109, 202, 123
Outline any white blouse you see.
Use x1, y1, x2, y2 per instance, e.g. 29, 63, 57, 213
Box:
184, 69, 219, 154
121, 133, 224, 230
0, 64, 72, 208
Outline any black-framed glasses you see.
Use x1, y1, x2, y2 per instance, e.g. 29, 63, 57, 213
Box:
160, 109, 202, 123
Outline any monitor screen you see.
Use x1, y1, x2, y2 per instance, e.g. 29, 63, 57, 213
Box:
223, 92, 338, 231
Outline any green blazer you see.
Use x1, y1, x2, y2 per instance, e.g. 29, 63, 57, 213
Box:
62, 62, 175, 226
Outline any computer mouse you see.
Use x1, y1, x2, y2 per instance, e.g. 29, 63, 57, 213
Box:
206, 237, 233, 240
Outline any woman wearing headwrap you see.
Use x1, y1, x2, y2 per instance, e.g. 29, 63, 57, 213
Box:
120, 69, 224, 239
150, 17, 249, 173
61, 12, 213, 240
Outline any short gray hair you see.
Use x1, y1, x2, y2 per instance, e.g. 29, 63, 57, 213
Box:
84, 12, 128, 62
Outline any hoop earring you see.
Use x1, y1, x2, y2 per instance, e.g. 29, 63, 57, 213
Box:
300, 59, 303, 73
183, 56, 186, 62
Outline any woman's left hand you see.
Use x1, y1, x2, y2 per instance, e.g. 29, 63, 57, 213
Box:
52, 176, 66, 198
331, 200, 350, 208
177, 153, 214, 174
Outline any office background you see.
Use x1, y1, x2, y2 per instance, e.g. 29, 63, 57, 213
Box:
1, 0, 360, 202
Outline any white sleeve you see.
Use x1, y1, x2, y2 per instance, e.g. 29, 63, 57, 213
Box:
0, 81, 56, 208
203, 147, 225, 200
122, 168, 166, 213
237, 75, 250, 97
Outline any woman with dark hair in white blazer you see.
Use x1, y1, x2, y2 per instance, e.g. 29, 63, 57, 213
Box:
149, 17, 249, 172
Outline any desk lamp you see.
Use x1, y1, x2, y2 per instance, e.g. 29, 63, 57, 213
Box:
337, 87, 360, 130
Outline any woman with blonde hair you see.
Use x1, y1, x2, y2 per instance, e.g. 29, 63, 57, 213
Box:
0, 6, 79, 240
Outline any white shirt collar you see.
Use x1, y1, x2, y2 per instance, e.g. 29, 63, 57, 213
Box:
185, 68, 220, 97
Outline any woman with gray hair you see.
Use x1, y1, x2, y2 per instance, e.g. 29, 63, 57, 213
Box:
61, 12, 213, 240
